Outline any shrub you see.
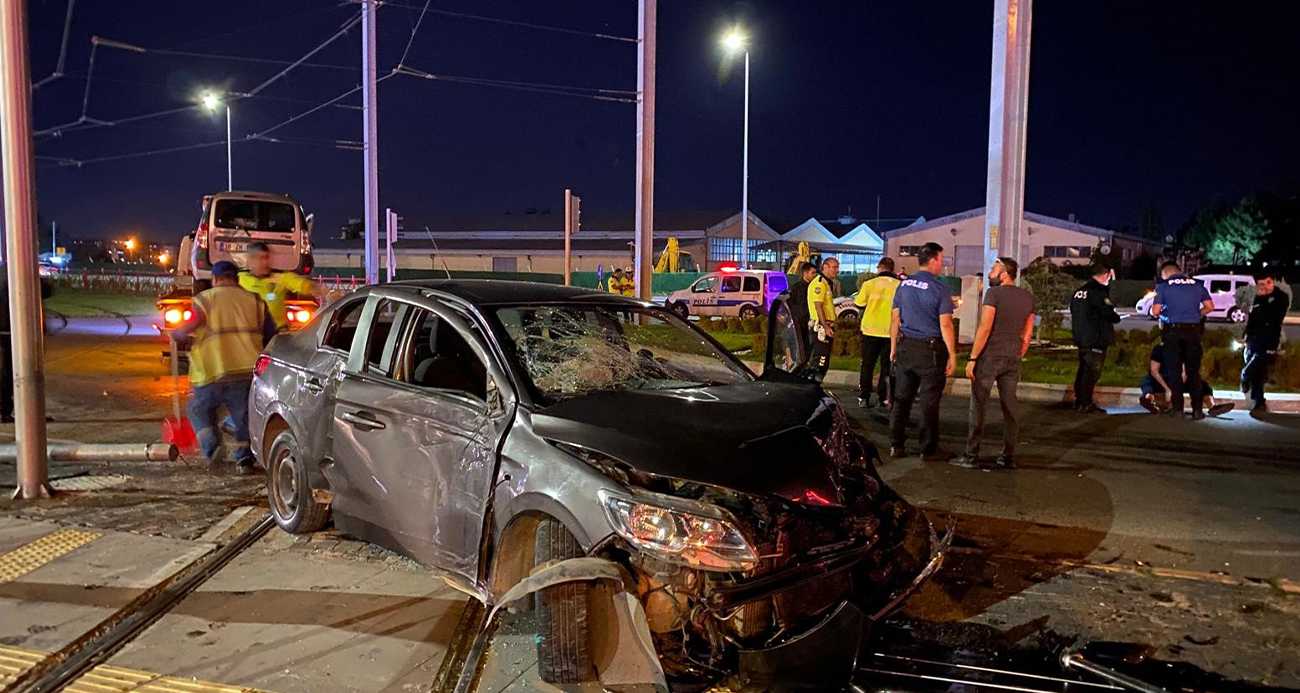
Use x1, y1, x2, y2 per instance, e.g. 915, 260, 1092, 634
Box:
1022, 258, 1078, 337
740, 316, 765, 334
1202, 347, 1243, 381
1203, 328, 1236, 350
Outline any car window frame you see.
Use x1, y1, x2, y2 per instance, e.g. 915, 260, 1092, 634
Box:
321, 296, 368, 354
692, 276, 719, 293
393, 304, 492, 407
742, 275, 761, 293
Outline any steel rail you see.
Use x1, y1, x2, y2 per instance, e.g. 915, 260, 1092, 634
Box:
1, 515, 273, 693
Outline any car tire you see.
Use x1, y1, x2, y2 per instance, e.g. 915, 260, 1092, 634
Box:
671, 302, 689, 319
739, 304, 759, 319
1229, 307, 1248, 323
534, 517, 594, 684
840, 309, 860, 323
266, 429, 330, 534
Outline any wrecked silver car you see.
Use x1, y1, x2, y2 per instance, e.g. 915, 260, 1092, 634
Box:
249, 280, 946, 691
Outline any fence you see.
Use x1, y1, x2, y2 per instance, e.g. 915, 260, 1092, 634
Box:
49, 268, 174, 295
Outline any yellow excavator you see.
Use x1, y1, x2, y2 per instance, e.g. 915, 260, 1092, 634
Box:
654, 237, 696, 272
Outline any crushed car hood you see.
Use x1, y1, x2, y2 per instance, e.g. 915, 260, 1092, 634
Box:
532, 381, 851, 503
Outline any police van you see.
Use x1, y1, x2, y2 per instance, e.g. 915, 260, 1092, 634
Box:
666, 268, 788, 318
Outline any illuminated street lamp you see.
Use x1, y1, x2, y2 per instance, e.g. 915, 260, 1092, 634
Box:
721, 28, 750, 267
124, 238, 137, 263
202, 91, 232, 191
158, 251, 170, 266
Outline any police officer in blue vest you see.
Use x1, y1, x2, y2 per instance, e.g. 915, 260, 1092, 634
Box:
889, 242, 957, 460
1152, 261, 1214, 419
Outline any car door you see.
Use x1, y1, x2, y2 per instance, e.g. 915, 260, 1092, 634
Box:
741, 274, 763, 313
761, 295, 809, 380
690, 275, 721, 316
1205, 278, 1233, 318
330, 296, 512, 590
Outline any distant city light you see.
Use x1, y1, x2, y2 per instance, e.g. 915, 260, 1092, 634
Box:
158, 252, 170, 265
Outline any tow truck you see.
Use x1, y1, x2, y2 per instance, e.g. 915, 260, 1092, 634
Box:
157, 190, 321, 368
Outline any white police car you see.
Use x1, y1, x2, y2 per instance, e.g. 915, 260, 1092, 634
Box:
1136, 273, 1254, 322
666, 268, 789, 318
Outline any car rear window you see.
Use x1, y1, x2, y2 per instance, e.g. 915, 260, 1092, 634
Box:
214, 199, 296, 233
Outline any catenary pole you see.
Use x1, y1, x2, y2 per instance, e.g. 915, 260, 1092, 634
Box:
633, 0, 656, 302
1, 0, 51, 498
361, 0, 380, 285
983, 0, 1033, 277
740, 49, 749, 268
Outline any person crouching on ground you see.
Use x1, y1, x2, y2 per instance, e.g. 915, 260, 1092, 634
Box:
170, 261, 278, 474
1139, 343, 1234, 417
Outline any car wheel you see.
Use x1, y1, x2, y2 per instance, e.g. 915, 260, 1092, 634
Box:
266, 429, 330, 534
534, 517, 594, 684
840, 309, 860, 323
1230, 307, 1248, 323
671, 302, 689, 319
739, 304, 759, 319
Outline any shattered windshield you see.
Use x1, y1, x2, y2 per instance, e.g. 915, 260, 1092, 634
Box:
493, 305, 753, 404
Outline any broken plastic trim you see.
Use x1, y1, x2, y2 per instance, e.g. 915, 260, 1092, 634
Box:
1060, 651, 1169, 693
452, 556, 667, 693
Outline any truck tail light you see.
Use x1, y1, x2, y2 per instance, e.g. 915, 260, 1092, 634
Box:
164, 309, 182, 325
182, 309, 192, 321
254, 355, 271, 377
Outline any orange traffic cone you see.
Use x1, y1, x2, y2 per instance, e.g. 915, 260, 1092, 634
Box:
162, 336, 197, 454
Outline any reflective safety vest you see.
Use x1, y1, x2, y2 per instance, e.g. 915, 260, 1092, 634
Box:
189, 286, 268, 386
608, 275, 634, 296
239, 271, 314, 330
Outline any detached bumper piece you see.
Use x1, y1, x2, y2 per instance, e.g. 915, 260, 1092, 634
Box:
736, 601, 865, 693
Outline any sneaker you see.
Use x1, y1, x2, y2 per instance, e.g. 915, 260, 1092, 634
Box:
234, 458, 264, 476
921, 449, 953, 462
1207, 403, 1235, 417
949, 455, 980, 469
1139, 396, 1160, 414
1078, 404, 1108, 415
858, 396, 870, 408
1249, 399, 1268, 413
889, 446, 907, 459
994, 454, 1017, 469
1190, 410, 1206, 421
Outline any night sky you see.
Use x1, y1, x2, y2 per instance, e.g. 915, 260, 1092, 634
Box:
25, 0, 1300, 243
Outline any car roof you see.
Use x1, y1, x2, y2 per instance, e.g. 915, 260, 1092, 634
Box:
381, 279, 645, 306
211, 190, 298, 203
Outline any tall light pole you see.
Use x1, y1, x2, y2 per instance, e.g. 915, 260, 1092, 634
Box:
202, 92, 232, 191
722, 29, 749, 268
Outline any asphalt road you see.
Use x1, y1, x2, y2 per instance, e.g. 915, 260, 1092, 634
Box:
836, 388, 1300, 580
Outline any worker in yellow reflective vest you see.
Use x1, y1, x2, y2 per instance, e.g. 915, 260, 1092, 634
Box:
608, 267, 635, 296
240, 241, 330, 330
170, 261, 278, 474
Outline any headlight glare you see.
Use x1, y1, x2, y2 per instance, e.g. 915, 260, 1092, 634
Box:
601, 490, 757, 571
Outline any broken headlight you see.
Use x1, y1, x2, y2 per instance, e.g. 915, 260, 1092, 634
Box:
600, 488, 758, 572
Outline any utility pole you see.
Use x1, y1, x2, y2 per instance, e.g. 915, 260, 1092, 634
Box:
633, 0, 656, 302
563, 189, 581, 285
361, 0, 380, 286
1, 0, 51, 498
740, 49, 749, 268
983, 0, 1033, 278
51, 221, 56, 254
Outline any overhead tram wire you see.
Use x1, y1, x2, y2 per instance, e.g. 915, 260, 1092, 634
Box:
393, 65, 635, 104
32, 0, 77, 90
396, 0, 434, 70
365, 1, 637, 43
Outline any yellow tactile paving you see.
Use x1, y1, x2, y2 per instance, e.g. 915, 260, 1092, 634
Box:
0, 529, 102, 583
0, 646, 282, 693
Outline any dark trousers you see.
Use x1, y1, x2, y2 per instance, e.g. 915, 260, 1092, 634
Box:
890, 337, 947, 452
859, 335, 891, 402
809, 320, 832, 382
0, 333, 10, 419
187, 378, 252, 462
1241, 343, 1275, 403
1073, 347, 1106, 407
1163, 324, 1204, 414
966, 355, 1022, 458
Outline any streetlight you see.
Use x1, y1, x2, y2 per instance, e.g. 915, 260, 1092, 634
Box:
202, 91, 232, 191
124, 238, 137, 263
721, 28, 750, 267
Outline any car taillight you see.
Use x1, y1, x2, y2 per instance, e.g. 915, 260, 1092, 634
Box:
197, 222, 209, 249
182, 309, 192, 321
295, 309, 311, 323
164, 309, 183, 325
253, 355, 271, 377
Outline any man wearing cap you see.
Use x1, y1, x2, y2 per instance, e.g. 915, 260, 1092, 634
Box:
1152, 261, 1214, 419
170, 261, 278, 474
807, 257, 840, 382
853, 257, 900, 408
889, 242, 957, 461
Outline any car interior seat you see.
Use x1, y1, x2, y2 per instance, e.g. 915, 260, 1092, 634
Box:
412, 317, 487, 400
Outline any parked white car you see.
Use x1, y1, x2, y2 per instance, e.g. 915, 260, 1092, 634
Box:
666, 269, 788, 318
1135, 273, 1254, 322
